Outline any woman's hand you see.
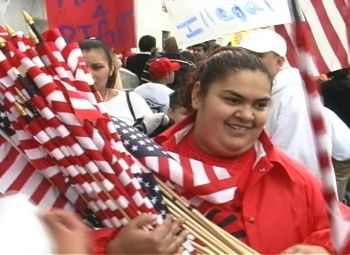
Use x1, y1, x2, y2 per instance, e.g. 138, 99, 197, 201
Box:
281, 244, 329, 254
107, 214, 188, 254
41, 209, 91, 254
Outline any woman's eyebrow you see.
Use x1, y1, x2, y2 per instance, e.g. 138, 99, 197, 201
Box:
223, 90, 271, 102
222, 90, 244, 99
90, 62, 104, 66
256, 97, 271, 102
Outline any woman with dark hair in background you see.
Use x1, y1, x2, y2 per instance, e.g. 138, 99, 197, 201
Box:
79, 38, 153, 126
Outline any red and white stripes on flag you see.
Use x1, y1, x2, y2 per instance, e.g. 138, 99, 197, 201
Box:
275, 0, 350, 74
0, 59, 119, 226
291, 1, 350, 252
112, 116, 238, 208
0, 134, 79, 212
0, 29, 159, 228
40, 29, 130, 156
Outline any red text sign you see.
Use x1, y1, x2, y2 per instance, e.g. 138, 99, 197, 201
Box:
45, 0, 135, 52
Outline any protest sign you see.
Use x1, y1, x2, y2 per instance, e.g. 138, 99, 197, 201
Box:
45, 0, 135, 52
165, 0, 293, 48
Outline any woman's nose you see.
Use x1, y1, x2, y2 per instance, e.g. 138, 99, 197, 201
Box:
234, 105, 254, 121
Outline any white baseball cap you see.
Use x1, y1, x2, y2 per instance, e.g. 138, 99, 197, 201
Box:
238, 29, 287, 57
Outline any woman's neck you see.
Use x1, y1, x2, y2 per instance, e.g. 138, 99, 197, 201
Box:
100, 88, 118, 102
99, 88, 108, 102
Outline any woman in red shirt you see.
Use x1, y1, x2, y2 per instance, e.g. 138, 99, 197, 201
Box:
155, 47, 334, 254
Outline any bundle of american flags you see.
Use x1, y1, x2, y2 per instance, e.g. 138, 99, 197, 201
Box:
0, 11, 255, 255
0, 20, 162, 228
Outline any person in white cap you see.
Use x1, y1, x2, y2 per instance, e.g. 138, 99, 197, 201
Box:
238, 29, 338, 190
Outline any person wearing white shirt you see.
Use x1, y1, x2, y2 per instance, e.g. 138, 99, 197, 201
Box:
79, 38, 152, 126
324, 107, 350, 200
239, 29, 338, 191
134, 57, 180, 113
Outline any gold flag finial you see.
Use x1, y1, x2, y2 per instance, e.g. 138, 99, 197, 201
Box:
0, 37, 6, 48
13, 101, 27, 117
23, 10, 43, 43
28, 29, 39, 44
5, 25, 16, 37
22, 10, 34, 25
15, 87, 28, 103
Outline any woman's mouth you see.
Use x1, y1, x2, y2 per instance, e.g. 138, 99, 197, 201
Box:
226, 123, 250, 133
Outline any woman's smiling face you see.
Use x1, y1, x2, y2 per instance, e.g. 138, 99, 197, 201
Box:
192, 69, 271, 158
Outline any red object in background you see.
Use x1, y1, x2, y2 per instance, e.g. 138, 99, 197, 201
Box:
121, 49, 136, 65
45, 0, 136, 52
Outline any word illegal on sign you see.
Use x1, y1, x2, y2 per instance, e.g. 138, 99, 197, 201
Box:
178, 0, 272, 38
165, 0, 293, 48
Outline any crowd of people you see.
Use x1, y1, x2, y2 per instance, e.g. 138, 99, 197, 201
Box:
1, 28, 350, 254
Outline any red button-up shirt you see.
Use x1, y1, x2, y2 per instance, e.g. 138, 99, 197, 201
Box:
155, 118, 335, 254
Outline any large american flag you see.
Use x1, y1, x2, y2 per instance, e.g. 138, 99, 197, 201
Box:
275, 0, 349, 74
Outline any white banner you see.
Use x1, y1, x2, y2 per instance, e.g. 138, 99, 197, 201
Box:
165, 0, 294, 48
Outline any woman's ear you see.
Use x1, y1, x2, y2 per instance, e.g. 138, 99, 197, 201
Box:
277, 56, 285, 69
164, 72, 171, 80
191, 81, 201, 110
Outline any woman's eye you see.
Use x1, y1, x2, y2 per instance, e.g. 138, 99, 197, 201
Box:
254, 102, 269, 110
225, 98, 240, 104
90, 65, 105, 70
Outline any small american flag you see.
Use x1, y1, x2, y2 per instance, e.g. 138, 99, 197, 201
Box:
111, 116, 237, 210
0, 105, 80, 212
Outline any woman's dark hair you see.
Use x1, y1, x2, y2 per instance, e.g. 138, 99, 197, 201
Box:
180, 47, 272, 113
79, 38, 116, 88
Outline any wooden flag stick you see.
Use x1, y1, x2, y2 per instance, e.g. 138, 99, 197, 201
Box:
190, 240, 216, 255
156, 176, 259, 254
165, 197, 233, 254
192, 208, 258, 254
